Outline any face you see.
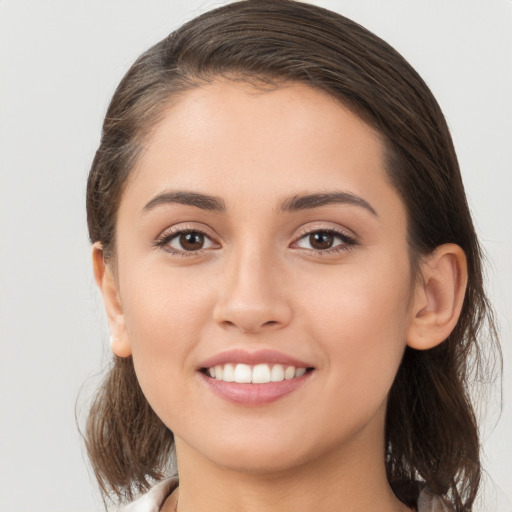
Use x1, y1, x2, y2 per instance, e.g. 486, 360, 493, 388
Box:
110, 81, 418, 474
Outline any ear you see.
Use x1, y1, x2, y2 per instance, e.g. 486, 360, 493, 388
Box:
407, 243, 468, 350
92, 242, 132, 357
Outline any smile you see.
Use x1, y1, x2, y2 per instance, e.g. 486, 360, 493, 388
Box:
198, 349, 315, 405
204, 363, 308, 383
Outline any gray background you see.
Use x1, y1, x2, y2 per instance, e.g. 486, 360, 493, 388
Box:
1, 1, 511, 511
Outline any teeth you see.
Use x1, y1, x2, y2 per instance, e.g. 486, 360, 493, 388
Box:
214, 365, 223, 380
284, 366, 295, 380
252, 364, 271, 384
295, 367, 306, 377
270, 364, 285, 382
234, 363, 252, 383
223, 363, 235, 382
206, 363, 308, 383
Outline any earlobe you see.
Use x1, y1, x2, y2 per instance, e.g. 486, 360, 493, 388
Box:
407, 244, 468, 350
92, 242, 132, 357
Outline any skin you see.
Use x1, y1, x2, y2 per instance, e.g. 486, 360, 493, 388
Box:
94, 81, 468, 512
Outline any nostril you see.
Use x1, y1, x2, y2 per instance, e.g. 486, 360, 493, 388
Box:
220, 320, 237, 328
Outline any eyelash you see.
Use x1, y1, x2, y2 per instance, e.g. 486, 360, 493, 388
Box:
292, 227, 358, 255
154, 226, 358, 257
154, 226, 217, 257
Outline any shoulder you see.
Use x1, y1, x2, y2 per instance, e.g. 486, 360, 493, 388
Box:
117, 477, 178, 512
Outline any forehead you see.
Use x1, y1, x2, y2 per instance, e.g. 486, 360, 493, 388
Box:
122, 80, 404, 222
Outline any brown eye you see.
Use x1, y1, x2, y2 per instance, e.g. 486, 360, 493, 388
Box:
162, 229, 216, 253
179, 232, 205, 251
293, 228, 357, 254
309, 231, 334, 250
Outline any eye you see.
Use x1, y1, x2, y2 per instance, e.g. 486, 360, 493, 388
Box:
292, 229, 357, 253
156, 228, 217, 254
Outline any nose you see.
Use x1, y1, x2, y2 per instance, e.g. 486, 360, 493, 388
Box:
212, 245, 293, 334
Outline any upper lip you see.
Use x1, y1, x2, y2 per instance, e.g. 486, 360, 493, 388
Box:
199, 348, 312, 369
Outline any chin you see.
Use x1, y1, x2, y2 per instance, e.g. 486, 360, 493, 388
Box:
209, 446, 309, 476
176, 428, 313, 476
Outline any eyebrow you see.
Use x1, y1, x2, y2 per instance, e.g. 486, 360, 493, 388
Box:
142, 189, 377, 216
143, 191, 226, 213
279, 191, 378, 216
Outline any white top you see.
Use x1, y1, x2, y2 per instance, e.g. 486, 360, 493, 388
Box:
118, 477, 452, 512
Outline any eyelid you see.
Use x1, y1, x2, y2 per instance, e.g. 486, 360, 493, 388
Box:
290, 223, 359, 253
153, 221, 358, 256
156, 222, 217, 239
292, 222, 358, 242
154, 223, 221, 254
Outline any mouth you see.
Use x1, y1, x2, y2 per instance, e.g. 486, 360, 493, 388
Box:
201, 363, 314, 384
198, 349, 315, 405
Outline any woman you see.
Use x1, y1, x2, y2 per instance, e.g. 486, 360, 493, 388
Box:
85, 1, 499, 511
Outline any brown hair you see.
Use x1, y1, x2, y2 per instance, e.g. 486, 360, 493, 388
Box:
85, 1, 500, 509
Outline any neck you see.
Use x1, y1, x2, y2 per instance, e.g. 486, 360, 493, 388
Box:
170, 406, 412, 512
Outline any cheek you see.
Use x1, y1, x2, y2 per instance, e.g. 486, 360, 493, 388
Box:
121, 259, 210, 336
298, 252, 413, 394
119, 266, 217, 425
119, 263, 216, 382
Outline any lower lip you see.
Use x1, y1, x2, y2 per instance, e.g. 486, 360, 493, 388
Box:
199, 371, 312, 406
